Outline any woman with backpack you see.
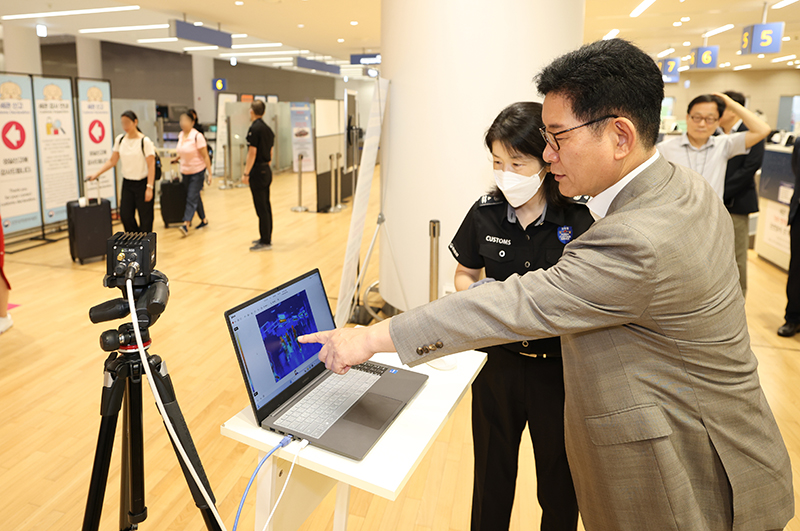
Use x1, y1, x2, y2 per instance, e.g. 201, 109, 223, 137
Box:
171, 110, 212, 236
88, 110, 156, 232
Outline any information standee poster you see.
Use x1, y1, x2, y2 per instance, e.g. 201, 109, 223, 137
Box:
77, 79, 117, 208
32, 76, 81, 224
290, 103, 315, 173
0, 74, 42, 234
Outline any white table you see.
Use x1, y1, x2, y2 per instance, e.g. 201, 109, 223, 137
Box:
220, 350, 487, 531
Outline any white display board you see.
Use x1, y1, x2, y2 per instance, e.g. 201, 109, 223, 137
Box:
214, 92, 238, 175
77, 79, 117, 208
315, 99, 342, 137
32, 76, 81, 224
0, 74, 42, 234
335, 78, 389, 327
762, 200, 791, 252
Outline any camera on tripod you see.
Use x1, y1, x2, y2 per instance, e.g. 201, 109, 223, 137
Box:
89, 232, 168, 351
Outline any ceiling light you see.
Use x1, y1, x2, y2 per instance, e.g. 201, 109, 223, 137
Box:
758, 53, 765, 58
231, 42, 283, 49
248, 57, 294, 62
683, 41, 691, 46
771, 54, 797, 62
230, 57, 237, 66
350, 21, 358, 26
657, 48, 676, 58
673, 21, 682, 27
79, 23, 170, 34
783, 36, 792, 41
235, 1, 244, 5
772, 0, 799, 8
702, 24, 735, 38
789, 61, 795, 65
719, 62, 731, 67
678, 65, 690, 72
232, 33, 247, 39
298, 24, 305, 28
193, 22, 203, 26
137, 37, 178, 43
338, 38, 345, 43
603, 29, 620, 40
681, 17, 691, 22
184, 45, 218, 51
36, 24, 47, 37
733, 64, 752, 70
630, 0, 657, 17
736, 50, 742, 55
681, 54, 691, 61
2, 5, 140, 20
343, 76, 349, 82
220, 50, 308, 57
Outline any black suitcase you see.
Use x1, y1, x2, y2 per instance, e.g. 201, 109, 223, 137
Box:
67, 198, 113, 264
160, 179, 186, 227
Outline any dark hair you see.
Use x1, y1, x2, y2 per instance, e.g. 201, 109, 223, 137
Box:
183, 108, 204, 134
724, 91, 746, 107
120, 110, 142, 132
485, 102, 571, 209
535, 39, 664, 149
687, 94, 725, 117
251, 100, 265, 116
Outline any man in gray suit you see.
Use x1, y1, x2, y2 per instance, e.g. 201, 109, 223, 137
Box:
300, 39, 793, 530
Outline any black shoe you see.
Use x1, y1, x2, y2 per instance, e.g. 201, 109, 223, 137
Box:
196, 220, 208, 229
778, 321, 800, 337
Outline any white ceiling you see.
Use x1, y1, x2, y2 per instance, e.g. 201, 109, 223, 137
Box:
2, 0, 800, 75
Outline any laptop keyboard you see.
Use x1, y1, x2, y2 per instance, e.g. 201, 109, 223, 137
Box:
274, 362, 387, 439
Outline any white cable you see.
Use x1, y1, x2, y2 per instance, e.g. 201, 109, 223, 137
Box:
261, 439, 309, 531
125, 279, 229, 531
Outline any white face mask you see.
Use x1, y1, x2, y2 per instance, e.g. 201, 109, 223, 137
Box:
494, 167, 544, 208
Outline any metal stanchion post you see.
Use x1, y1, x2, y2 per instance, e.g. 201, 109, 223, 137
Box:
350, 128, 357, 201
235, 144, 247, 188
327, 154, 342, 213
335, 152, 345, 210
291, 154, 308, 212
218, 145, 232, 190
429, 220, 440, 302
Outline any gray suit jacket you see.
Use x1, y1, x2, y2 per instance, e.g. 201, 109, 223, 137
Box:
389, 155, 793, 530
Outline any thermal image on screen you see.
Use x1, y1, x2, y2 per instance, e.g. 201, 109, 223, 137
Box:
255, 290, 320, 382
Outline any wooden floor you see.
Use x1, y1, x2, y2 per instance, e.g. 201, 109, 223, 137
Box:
1, 168, 799, 530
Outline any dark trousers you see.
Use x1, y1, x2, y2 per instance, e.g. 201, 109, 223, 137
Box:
471, 351, 578, 531
120, 178, 154, 233
250, 164, 273, 244
182, 171, 206, 223
786, 213, 800, 322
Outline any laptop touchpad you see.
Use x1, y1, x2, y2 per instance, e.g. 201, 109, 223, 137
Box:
343, 393, 403, 431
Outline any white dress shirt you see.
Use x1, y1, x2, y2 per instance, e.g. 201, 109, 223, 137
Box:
586, 151, 660, 219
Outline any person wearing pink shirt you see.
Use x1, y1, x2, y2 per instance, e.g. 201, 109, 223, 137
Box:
172, 110, 212, 237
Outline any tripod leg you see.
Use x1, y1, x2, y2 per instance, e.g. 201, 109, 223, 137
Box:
120, 370, 148, 528
148, 356, 222, 531
82, 355, 127, 531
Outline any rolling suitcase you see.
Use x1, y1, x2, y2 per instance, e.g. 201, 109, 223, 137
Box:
160, 178, 186, 227
67, 183, 113, 264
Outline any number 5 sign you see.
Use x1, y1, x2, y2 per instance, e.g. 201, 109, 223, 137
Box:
742, 22, 784, 54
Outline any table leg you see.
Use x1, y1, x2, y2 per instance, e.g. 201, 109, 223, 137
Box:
333, 482, 351, 531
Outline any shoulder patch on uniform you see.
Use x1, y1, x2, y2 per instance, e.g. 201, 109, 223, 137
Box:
478, 194, 503, 207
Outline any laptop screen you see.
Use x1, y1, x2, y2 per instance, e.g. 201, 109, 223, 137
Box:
226, 270, 334, 411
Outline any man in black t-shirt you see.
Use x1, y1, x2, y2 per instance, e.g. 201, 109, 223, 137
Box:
243, 100, 276, 251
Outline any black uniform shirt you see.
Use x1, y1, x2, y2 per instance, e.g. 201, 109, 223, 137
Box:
246, 118, 275, 165
449, 193, 594, 356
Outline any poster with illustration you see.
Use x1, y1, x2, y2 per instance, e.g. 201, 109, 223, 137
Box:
77, 79, 117, 208
290, 103, 315, 173
0, 74, 42, 234
32, 76, 80, 224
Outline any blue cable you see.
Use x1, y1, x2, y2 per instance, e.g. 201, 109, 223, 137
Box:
233, 435, 293, 531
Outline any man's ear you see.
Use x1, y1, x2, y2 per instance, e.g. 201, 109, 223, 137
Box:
611, 117, 637, 161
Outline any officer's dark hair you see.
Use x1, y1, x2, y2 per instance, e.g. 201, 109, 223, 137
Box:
724, 91, 746, 107
251, 100, 266, 116
535, 38, 663, 149
485, 101, 571, 208
687, 94, 725, 118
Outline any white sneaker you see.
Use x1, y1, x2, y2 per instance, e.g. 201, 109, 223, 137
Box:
0, 314, 13, 334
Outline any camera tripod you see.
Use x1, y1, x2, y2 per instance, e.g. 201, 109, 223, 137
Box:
82, 264, 223, 531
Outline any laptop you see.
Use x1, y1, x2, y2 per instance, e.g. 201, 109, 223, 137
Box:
224, 269, 429, 460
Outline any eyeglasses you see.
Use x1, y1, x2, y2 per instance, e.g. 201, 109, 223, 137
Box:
539, 114, 619, 152
689, 115, 719, 125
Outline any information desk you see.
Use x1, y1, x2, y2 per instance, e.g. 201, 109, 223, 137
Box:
755, 145, 794, 270
220, 350, 487, 531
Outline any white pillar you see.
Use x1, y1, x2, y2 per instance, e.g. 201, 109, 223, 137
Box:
76, 36, 103, 79
192, 54, 216, 123
379, 0, 586, 311
2, 21, 42, 75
